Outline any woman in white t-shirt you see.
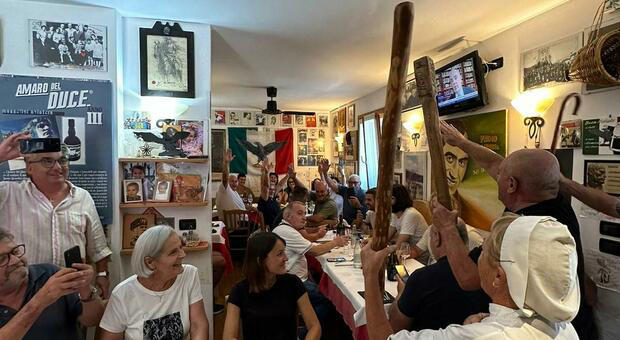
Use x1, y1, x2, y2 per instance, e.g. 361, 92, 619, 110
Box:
100, 225, 209, 340
391, 184, 428, 251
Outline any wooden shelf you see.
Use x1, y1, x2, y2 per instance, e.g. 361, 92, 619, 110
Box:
120, 243, 209, 255
120, 201, 209, 208
119, 157, 208, 164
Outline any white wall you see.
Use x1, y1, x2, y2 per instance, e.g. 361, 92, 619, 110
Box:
344, 0, 620, 338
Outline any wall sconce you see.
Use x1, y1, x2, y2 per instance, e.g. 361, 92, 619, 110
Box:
403, 108, 424, 147
511, 88, 555, 148
411, 132, 421, 146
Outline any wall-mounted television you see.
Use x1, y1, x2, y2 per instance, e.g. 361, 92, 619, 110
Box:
435, 50, 488, 116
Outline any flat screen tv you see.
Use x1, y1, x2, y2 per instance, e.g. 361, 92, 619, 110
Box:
435, 50, 488, 115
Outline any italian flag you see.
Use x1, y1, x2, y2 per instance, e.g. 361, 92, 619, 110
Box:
228, 127, 293, 176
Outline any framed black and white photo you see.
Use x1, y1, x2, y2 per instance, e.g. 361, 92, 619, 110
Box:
123, 179, 144, 203
520, 33, 583, 91
401, 77, 420, 111
404, 152, 427, 200
29, 20, 107, 71
140, 21, 195, 98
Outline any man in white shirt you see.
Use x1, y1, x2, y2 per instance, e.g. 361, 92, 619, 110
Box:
215, 149, 245, 216
0, 133, 112, 298
272, 201, 349, 330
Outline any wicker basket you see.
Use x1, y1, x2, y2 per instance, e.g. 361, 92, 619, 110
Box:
569, 0, 620, 86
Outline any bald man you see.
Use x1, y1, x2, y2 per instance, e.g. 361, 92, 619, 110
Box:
307, 181, 338, 226
215, 149, 245, 214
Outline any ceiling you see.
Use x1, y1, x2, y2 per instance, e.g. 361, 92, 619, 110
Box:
44, 0, 570, 112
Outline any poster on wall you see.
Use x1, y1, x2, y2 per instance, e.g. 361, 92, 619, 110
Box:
318, 114, 329, 128
584, 160, 620, 196
582, 116, 617, 155
228, 111, 241, 126
404, 152, 426, 200
0, 75, 113, 224
401, 77, 420, 112
560, 119, 582, 148
338, 108, 346, 133
346, 104, 356, 130
520, 33, 582, 91
211, 111, 226, 125
281, 113, 292, 126
29, 19, 107, 72
444, 110, 507, 230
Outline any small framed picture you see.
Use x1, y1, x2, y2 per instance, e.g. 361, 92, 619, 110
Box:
152, 180, 172, 202
393, 173, 402, 185
123, 179, 144, 203
584, 160, 620, 196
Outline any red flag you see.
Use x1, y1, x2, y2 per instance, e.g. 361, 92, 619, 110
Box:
274, 128, 294, 174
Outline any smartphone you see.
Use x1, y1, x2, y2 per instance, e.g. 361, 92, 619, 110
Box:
64, 246, 82, 268
347, 187, 356, 198
19, 138, 61, 154
358, 290, 395, 304
395, 264, 409, 281
327, 257, 346, 263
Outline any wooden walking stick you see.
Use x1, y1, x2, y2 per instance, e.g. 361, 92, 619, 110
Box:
414, 57, 452, 210
550, 93, 581, 154
371, 1, 414, 254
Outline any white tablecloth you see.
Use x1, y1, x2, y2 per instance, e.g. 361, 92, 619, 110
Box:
318, 248, 424, 327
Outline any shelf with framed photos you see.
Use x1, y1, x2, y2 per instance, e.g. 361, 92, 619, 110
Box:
120, 242, 209, 255
118, 157, 210, 252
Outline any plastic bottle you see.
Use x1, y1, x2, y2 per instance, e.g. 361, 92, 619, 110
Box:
353, 235, 362, 269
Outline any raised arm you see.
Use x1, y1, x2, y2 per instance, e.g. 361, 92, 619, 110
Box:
274, 165, 292, 193
560, 175, 620, 218
0, 131, 30, 164
440, 121, 503, 180
319, 159, 339, 193
222, 149, 234, 189
431, 198, 480, 290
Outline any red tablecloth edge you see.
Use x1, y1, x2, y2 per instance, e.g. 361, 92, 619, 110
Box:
212, 227, 233, 274
319, 272, 369, 340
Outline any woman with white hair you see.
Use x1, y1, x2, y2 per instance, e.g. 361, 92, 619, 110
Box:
99, 225, 209, 340
362, 214, 580, 340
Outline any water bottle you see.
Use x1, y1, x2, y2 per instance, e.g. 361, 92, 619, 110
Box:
353, 236, 362, 269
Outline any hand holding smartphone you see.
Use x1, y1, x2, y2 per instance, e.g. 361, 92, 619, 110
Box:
64, 245, 82, 269
395, 264, 409, 282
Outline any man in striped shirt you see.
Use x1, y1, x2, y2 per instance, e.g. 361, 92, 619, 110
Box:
0, 132, 112, 298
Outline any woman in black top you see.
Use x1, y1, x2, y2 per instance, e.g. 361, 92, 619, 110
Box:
224, 232, 320, 340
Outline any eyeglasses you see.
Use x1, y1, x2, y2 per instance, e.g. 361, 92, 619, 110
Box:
0, 244, 26, 267
29, 157, 69, 168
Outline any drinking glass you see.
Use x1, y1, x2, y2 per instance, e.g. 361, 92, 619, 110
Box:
398, 243, 410, 264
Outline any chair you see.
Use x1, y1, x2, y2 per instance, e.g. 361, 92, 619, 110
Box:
222, 210, 265, 258
412, 200, 432, 225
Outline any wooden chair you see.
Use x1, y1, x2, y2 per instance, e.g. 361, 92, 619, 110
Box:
222, 210, 265, 258
412, 200, 432, 225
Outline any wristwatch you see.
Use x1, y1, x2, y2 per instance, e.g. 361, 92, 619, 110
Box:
80, 285, 98, 302
96, 271, 108, 278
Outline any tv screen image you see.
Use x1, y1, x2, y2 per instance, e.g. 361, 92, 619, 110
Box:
434, 50, 488, 116
435, 58, 479, 107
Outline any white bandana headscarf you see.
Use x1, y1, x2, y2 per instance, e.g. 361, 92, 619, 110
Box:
500, 216, 580, 323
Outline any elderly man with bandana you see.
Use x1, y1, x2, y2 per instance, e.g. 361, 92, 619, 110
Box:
0, 132, 112, 298
319, 159, 367, 224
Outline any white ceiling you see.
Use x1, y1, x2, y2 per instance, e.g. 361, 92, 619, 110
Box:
45, 0, 570, 112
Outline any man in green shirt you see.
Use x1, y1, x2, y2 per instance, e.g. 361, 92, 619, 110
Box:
307, 181, 338, 227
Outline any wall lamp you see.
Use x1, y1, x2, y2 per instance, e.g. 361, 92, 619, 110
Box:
511, 88, 555, 148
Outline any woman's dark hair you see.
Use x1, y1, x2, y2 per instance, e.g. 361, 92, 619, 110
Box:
392, 184, 413, 213
243, 232, 286, 293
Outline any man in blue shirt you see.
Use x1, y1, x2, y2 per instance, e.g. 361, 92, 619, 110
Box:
0, 228, 104, 340
319, 159, 367, 224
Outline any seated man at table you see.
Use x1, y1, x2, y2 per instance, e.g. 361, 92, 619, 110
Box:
273, 201, 349, 337
388, 220, 490, 332
235, 173, 255, 203
361, 188, 376, 233
307, 181, 338, 227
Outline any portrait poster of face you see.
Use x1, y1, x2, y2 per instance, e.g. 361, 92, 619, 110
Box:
445, 110, 506, 231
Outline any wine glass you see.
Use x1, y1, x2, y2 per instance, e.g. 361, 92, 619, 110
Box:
398, 243, 410, 264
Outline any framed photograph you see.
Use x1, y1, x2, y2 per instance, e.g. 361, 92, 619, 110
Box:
140, 21, 195, 98
173, 174, 203, 202
319, 114, 329, 128
393, 173, 403, 185
344, 130, 357, 161
282, 113, 292, 126
308, 155, 318, 166
401, 77, 421, 111
212, 111, 226, 125
298, 129, 307, 143
338, 108, 346, 133
306, 116, 317, 128
294, 114, 305, 127
404, 152, 427, 200
267, 114, 280, 126
211, 129, 227, 180
178, 120, 204, 156
559, 119, 582, 148
124, 111, 152, 130
123, 162, 157, 200
332, 111, 339, 131
228, 111, 241, 126
309, 129, 318, 139
298, 144, 308, 156
242, 111, 253, 125
122, 213, 155, 249
584, 160, 620, 196
152, 180, 172, 202
347, 104, 356, 130
255, 112, 266, 126
520, 32, 583, 91
29, 20, 107, 71
123, 179, 144, 203
297, 156, 308, 166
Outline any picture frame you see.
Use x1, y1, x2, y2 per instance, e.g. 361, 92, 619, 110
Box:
393, 173, 402, 185
584, 160, 620, 196
520, 32, 583, 92
347, 104, 356, 130
338, 108, 346, 133
152, 180, 172, 202
282, 113, 292, 126
140, 21, 195, 98
211, 129, 227, 180
401, 77, 421, 112
319, 114, 329, 128
123, 179, 144, 203
122, 213, 155, 249
404, 152, 427, 200
29, 19, 108, 71
123, 162, 157, 201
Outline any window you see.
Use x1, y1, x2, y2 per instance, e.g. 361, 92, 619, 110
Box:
358, 110, 382, 190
